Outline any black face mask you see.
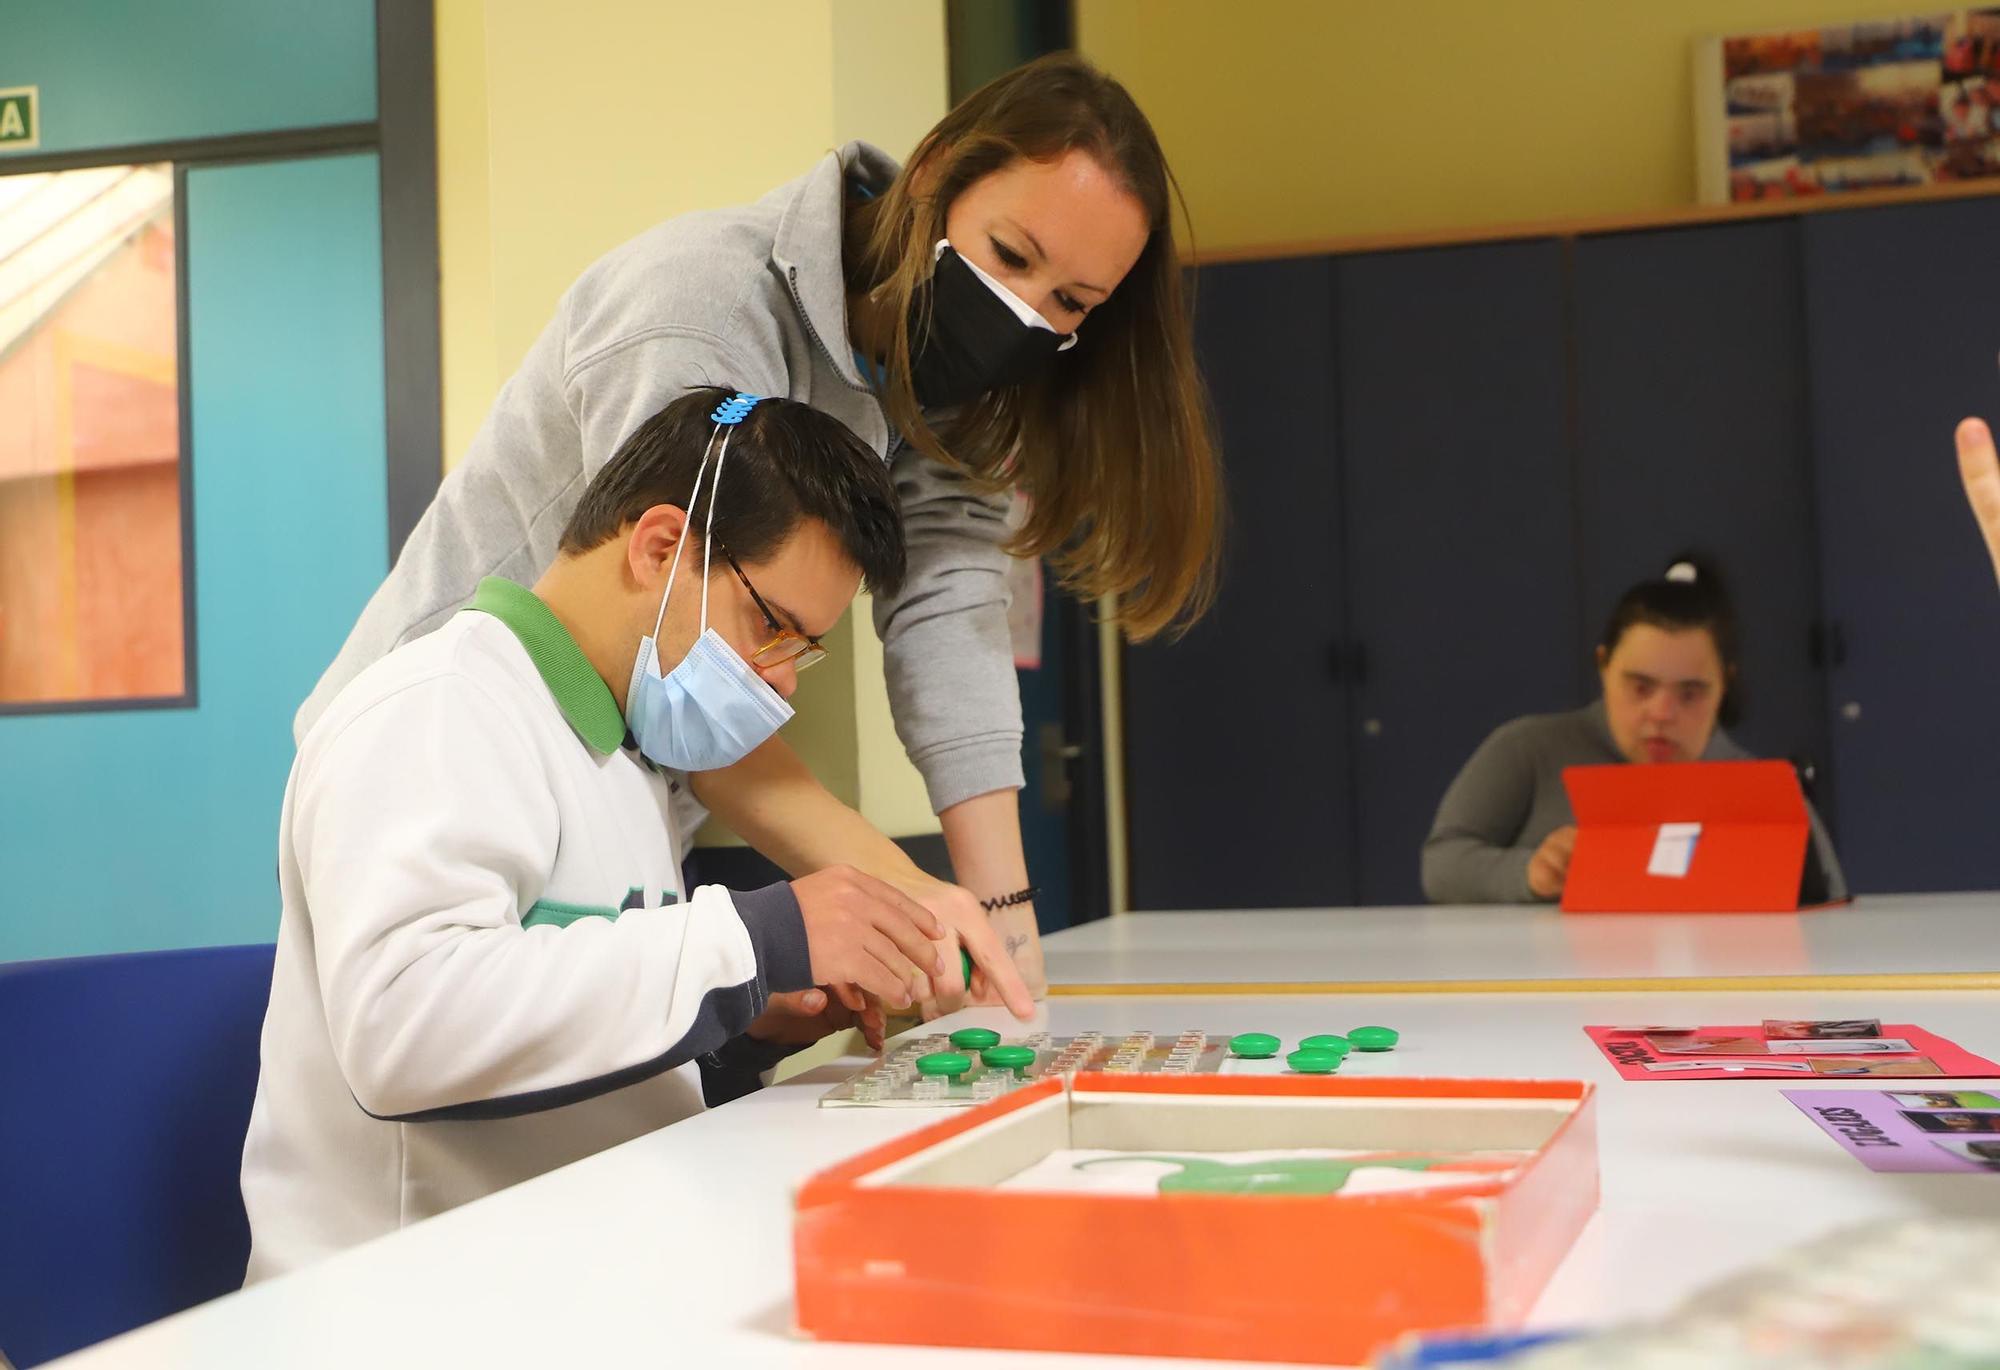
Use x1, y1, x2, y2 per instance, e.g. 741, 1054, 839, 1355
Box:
907, 244, 1073, 409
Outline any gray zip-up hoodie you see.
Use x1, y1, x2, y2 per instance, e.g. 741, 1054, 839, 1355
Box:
298, 143, 1022, 821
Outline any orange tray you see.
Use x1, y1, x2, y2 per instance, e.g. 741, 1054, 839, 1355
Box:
795, 1072, 1599, 1365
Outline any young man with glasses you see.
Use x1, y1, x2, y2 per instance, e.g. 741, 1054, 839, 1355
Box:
242, 390, 1029, 1280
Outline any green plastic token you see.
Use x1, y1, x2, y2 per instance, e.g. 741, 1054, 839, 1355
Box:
950, 1027, 1003, 1052
1299, 1034, 1352, 1056
1229, 1032, 1281, 1059
961, 947, 974, 988
981, 1044, 1037, 1077
1286, 1049, 1342, 1074
1348, 1026, 1400, 1052
916, 1051, 973, 1080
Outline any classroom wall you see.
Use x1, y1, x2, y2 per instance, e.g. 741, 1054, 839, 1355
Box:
433, 0, 948, 842
1074, 0, 1930, 250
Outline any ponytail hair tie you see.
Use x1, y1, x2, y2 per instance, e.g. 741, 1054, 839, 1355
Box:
1664, 561, 1699, 585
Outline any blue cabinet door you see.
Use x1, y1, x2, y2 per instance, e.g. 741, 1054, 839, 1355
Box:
1803, 196, 2000, 892
1124, 259, 1352, 910
1336, 240, 1577, 905
1572, 222, 1832, 811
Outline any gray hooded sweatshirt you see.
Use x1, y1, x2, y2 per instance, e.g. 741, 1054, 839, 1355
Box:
297, 143, 1022, 826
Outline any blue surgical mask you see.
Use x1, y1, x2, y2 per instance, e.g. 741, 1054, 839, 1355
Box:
624, 404, 795, 771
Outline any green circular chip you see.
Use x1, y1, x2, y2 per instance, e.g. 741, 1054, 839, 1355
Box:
1229, 1032, 1281, 1059
916, 1051, 973, 1080
1348, 1026, 1400, 1052
1286, 1049, 1342, 1074
981, 1044, 1037, 1076
1299, 1034, 1352, 1055
950, 1027, 1003, 1052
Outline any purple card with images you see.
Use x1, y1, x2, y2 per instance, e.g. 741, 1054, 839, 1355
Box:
1785, 1090, 2000, 1173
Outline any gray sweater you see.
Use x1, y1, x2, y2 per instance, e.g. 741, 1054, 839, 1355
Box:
1421, 701, 1848, 905
297, 143, 1021, 824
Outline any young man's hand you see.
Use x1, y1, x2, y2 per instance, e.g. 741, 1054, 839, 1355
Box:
746, 987, 885, 1052
790, 865, 950, 1010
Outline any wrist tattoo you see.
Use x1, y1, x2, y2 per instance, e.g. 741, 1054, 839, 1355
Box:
1005, 933, 1030, 957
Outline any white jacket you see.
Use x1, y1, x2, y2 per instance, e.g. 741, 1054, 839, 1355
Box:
241, 579, 810, 1280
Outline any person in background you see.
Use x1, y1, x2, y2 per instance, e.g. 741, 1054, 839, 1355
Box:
1421, 556, 1848, 905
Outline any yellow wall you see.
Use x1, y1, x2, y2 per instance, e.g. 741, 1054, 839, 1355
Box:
434, 0, 948, 842
1075, 0, 1928, 251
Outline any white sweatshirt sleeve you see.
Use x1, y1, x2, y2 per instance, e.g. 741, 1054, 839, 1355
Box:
293, 670, 811, 1121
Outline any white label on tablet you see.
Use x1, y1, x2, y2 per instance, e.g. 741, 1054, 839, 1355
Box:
1647, 822, 1702, 878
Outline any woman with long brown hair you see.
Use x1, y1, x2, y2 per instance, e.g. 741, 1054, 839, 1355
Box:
299, 53, 1220, 1012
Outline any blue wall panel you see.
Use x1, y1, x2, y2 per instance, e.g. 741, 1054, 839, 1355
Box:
0, 0, 375, 158
0, 153, 387, 960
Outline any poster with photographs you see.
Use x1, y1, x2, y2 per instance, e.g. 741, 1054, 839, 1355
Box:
1787, 1090, 2000, 1172
1585, 1022, 2000, 1081
1695, 10, 2000, 202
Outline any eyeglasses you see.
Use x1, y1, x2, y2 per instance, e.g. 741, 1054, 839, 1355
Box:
721, 548, 828, 673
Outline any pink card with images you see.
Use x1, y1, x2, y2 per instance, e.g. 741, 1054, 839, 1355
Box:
1587, 1024, 2000, 1081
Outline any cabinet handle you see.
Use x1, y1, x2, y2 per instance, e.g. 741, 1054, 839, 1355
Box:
1809, 621, 1850, 670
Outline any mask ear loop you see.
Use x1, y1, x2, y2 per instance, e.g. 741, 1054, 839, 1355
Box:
697, 425, 734, 634
651, 423, 722, 643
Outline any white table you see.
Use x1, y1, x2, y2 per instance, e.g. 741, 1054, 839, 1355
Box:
54, 988, 2000, 1369
1043, 893, 2000, 993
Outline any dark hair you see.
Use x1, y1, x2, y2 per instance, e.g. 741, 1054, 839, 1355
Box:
842, 51, 1221, 641
1599, 553, 1743, 727
559, 389, 906, 596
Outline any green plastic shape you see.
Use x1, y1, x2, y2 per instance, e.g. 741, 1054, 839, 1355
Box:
916, 1051, 973, 1081
1079, 1153, 1449, 1196
981, 1044, 1037, 1077
1229, 1032, 1281, 1059
1348, 1026, 1399, 1052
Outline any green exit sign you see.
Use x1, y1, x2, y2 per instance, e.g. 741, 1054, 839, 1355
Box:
0, 87, 39, 151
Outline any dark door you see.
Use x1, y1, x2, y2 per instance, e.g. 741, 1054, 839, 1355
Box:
1124, 258, 1351, 909
1336, 239, 1578, 905
1802, 196, 2000, 891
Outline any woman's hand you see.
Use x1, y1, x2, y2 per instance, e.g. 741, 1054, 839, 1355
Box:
968, 897, 1047, 1005
1526, 825, 1578, 901
1957, 417, 2000, 591
884, 871, 1037, 1020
